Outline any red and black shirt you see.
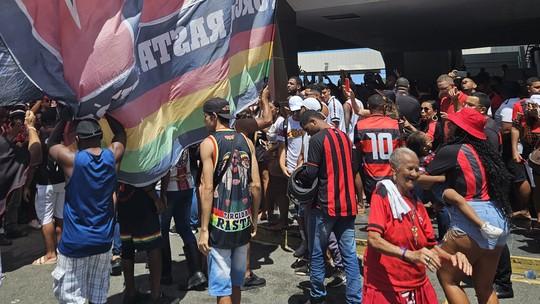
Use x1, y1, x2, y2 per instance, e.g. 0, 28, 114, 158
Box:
427, 143, 489, 201
304, 128, 357, 217
354, 115, 401, 183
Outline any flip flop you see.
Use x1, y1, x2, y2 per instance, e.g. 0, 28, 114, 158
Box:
32, 255, 57, 265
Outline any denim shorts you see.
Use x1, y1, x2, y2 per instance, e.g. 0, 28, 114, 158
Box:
207, 244, 248, 297
447, 201, 509, 250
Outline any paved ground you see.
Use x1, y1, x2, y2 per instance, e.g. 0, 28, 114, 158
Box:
1, 214, 539, 303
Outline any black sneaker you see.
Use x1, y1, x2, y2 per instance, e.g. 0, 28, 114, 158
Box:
151, 293, 180, 304
241, 272, 266, 291
326, 268, 346, 288
293, 242, 307, 258
291, 258, 308, 269
294, 264, 310, 276
302, 297, 326, 304
493, 284, 514, 299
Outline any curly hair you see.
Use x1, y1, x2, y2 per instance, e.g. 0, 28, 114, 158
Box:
450, 128, 513, 215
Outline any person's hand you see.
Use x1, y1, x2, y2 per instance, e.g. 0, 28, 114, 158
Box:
198, 229, 210, 256
153, 197, 166, 214
282, 167, 291, 177
449, 252, 472, 276
440, 112, 449, 119
449, 87, 460, 101
251, 221, 258, 238
400, 117, 413, 130
24, 110, 36, 128
261, 85, 270, 101
513, 152, 524, 163
406, 247, 441, 272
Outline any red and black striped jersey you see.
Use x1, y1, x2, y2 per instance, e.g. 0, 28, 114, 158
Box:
427, 143, 489, 201
306, 128, 357, 217
354, 115, 402, 182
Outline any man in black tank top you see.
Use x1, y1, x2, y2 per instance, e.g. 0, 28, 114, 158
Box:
198, 98, 262, 304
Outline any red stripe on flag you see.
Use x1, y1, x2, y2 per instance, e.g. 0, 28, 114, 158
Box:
140, 0, 185, 23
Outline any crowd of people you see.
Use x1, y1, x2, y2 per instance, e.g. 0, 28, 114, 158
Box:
1, 69, 539, 304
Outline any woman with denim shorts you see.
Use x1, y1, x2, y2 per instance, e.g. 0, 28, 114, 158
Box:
426, 109, 512, 304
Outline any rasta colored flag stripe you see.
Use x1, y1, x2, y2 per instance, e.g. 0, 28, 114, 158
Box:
0, 0, 276, 186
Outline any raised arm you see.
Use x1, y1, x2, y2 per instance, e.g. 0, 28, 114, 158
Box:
105, 114, 126, 167
254, 86, 273, 130
48, 119, 75, 177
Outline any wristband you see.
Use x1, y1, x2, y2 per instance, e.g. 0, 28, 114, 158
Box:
400, 247, 407, 261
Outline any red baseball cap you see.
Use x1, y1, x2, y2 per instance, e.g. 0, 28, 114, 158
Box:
447, 107, 486, 140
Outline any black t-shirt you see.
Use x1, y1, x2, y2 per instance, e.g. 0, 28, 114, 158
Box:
484, 117, 500, 153
427, 143, 490, 201
396, 94, 421, 128
35, 129, 65, 185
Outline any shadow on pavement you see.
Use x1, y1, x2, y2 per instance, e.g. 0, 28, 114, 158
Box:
2, 229, 45, 272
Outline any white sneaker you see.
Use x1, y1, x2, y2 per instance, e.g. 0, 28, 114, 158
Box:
480, 222, 503, 239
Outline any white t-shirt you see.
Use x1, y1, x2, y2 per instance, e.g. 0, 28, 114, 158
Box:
326, 96, 346, 133
267, 116, 284, 144
276, 116, 304, 173
494, 97, 520, 129
346, 98, 364, 143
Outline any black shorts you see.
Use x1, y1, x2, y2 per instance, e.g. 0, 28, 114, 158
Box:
505, 158, 528, 183
117, 185, 162, 255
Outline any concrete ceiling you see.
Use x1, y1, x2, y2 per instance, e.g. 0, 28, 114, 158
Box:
287, 0, 540, 52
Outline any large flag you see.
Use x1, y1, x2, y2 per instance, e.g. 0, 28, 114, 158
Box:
0, 0, 276, 186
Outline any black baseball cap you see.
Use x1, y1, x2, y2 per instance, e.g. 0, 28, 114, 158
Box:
75, 119, 103, 139
203, 98, 233, 120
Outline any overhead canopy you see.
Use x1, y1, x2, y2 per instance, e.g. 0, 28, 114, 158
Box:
288, 0, 540, 52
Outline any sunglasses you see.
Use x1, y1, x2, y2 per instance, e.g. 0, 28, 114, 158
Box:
421, 107, 431, 112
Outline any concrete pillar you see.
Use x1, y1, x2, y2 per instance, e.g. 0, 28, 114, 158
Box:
269, 0, 297, 103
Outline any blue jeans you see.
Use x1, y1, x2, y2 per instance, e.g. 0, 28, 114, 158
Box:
112, 220, 122, 256
309, 208, 362, 304
160, 189, 197, 276
190, 188, 199, 228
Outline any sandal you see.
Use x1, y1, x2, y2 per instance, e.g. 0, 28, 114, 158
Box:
32, 255, 57, 265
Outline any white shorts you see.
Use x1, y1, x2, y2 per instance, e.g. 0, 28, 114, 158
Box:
52, 251, 112, 304
35, 183, 65, 225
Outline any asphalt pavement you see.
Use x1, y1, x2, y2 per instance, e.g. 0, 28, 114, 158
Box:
1, 224, 540, 304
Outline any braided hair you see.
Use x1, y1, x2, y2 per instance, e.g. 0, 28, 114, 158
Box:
450, 128, 512, 215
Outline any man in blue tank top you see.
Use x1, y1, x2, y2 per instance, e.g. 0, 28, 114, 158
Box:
198, 98, 262, 304
48, 113, 125, 304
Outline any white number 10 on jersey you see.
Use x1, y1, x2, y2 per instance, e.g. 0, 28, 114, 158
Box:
366, 133, 393, 160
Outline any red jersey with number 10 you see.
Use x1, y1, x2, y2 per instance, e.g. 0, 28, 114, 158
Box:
354, 115, 401, 181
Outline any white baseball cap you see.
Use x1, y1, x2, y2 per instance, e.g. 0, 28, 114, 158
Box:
289, 95, 303, 111
302, 97, 321, 111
